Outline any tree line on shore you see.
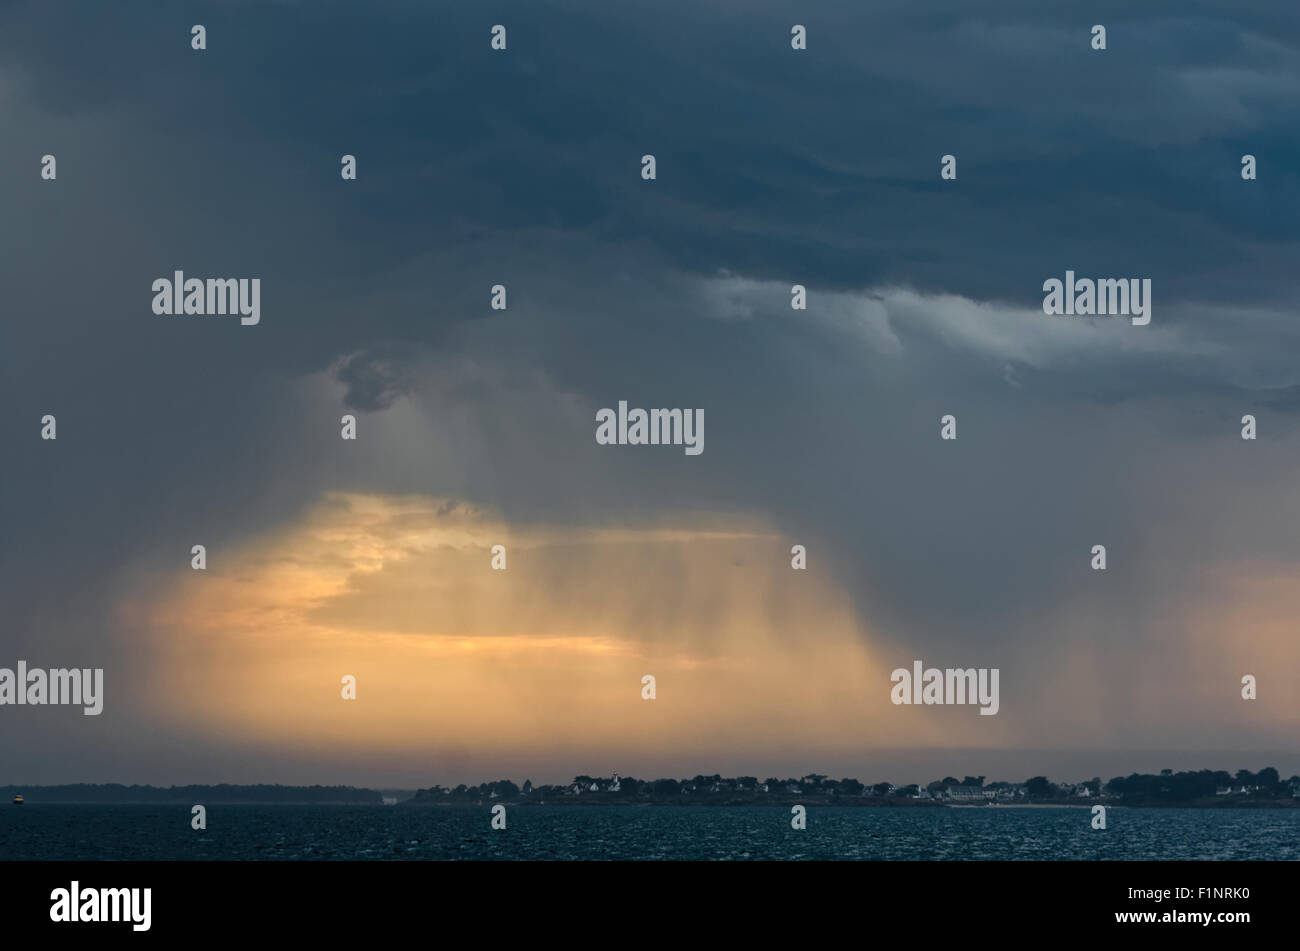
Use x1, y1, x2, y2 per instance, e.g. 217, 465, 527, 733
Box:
409, 767, 1300, 804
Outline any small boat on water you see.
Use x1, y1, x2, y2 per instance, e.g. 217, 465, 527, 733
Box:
12, 796, 23, 805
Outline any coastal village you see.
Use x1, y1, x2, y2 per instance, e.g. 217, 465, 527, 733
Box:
407, 768, 1300, 807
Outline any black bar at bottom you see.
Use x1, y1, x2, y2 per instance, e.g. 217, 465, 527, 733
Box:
1, 861, 1283, 938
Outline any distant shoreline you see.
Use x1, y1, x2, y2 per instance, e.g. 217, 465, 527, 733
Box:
402, 798, 1300, 810
7, 769, 1297, 808
0, 784, 385, 806
7, 799, 1296, 808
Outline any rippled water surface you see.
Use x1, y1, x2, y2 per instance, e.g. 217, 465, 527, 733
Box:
2, 804, 1295, 860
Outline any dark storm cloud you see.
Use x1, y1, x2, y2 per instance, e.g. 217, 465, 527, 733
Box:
336, 347, 422, 411
0, 0, 1296, 781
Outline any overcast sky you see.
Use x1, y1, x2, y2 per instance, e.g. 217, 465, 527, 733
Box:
1, 0, 1297, 788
